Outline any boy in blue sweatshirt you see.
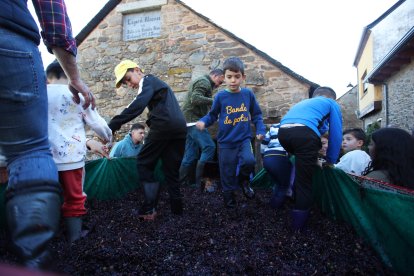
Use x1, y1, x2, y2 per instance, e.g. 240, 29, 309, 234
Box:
278, 86, 342, 231
196, 57, 265, 208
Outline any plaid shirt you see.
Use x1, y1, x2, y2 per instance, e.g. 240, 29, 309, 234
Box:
32, 0, 77, 56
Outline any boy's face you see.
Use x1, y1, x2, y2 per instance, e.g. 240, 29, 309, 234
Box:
319, 137, 328, 156
122, 68, 143, 89
342, 133, 363, 153
224, 70, 245, 92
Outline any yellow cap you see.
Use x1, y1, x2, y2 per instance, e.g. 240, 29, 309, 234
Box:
114, 60, 141, 88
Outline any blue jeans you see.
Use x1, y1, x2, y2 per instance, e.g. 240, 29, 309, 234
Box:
0, 28, 58, 188
181, 126, 215, 167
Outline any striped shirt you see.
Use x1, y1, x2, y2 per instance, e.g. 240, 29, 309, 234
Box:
261, 123, 286, 154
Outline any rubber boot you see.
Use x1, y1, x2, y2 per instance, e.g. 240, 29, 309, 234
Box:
195, 161, 205, 191
291, 209, 310, 232
179, 165, 191, 186
238, 176, 255, 199
223, 191, 236, 208
139, 182, 160, 221
6, 185, 61, 269
65, 217, 83, 243
170, 197, 183, 215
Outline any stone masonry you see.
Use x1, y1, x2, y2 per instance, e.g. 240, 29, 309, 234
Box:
337, 86, 363, 130
76, 0, 314, 142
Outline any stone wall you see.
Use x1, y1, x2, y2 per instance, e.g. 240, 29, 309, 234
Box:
337, 86, 363, 130
77, 0, 312, 140
386, 58, 414, 132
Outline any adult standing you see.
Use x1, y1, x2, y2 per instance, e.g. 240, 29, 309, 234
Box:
179, 69, 224, 189
0, 0, 95, 268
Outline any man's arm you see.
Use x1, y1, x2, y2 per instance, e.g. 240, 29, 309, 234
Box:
32, 0, 95, 109
190, 80, 214, 105
53, 48, 95, 110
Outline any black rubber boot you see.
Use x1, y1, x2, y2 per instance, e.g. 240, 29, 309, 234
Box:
65, 217, 83, 243
179, 165, 191, 186
6, 182, 61, 269
139, 182, 160, 221
170, 197, 183, 215
195, 161, 206, 191
223, 191, 236, 208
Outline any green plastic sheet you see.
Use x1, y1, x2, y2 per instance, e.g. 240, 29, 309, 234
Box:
252, 167, 414, 276
84, 157, 164, 201
1, 161, 413, 275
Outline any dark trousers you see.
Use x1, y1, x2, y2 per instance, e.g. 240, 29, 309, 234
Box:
263, 150, 292, 195
218, 140, 255, 192
278, 126, 321, 210
137, 137, 185, 199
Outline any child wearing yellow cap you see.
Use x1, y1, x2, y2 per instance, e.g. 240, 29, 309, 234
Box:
109, 60, 187, 220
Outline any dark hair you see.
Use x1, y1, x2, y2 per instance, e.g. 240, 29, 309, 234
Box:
130, 123, 145, 131
312, 86, 336, 99
364, 127, 414, 188
343, 128, 367, 146
223, 57, 245, 75
209, 68, 224, 77
46, 60, 67, 80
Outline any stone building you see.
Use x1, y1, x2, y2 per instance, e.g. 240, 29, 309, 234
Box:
353, 0, 414, 132
337, 85, 363, 130
75, 0, 318, 139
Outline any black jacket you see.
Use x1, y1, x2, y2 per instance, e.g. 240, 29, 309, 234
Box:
109, 74, 186, 140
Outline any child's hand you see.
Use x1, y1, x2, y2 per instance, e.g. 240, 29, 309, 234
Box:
256, 134, 264, 141
196, 121, 205, 131
87, 139, 110, 158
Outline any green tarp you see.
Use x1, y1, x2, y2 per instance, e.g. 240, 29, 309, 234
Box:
1, 160, 413, 275
84, 157, 164, 200
252, 167, 414, 276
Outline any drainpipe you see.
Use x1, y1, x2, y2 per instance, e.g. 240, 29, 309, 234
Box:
382, 83, 389, 126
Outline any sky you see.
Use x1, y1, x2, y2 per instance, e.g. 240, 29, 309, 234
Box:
32, 0, 398, 97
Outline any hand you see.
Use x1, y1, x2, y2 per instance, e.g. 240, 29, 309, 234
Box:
86, 139, 110, 158
51, 47, 95, 110
195, 121, 205, 131
69, 79, 96, 110
256, 134, 264, 141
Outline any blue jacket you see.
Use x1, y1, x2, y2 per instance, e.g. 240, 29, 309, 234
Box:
109, 134, 142, 158
200, 88, 265, 148
281, 96, 342, 163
